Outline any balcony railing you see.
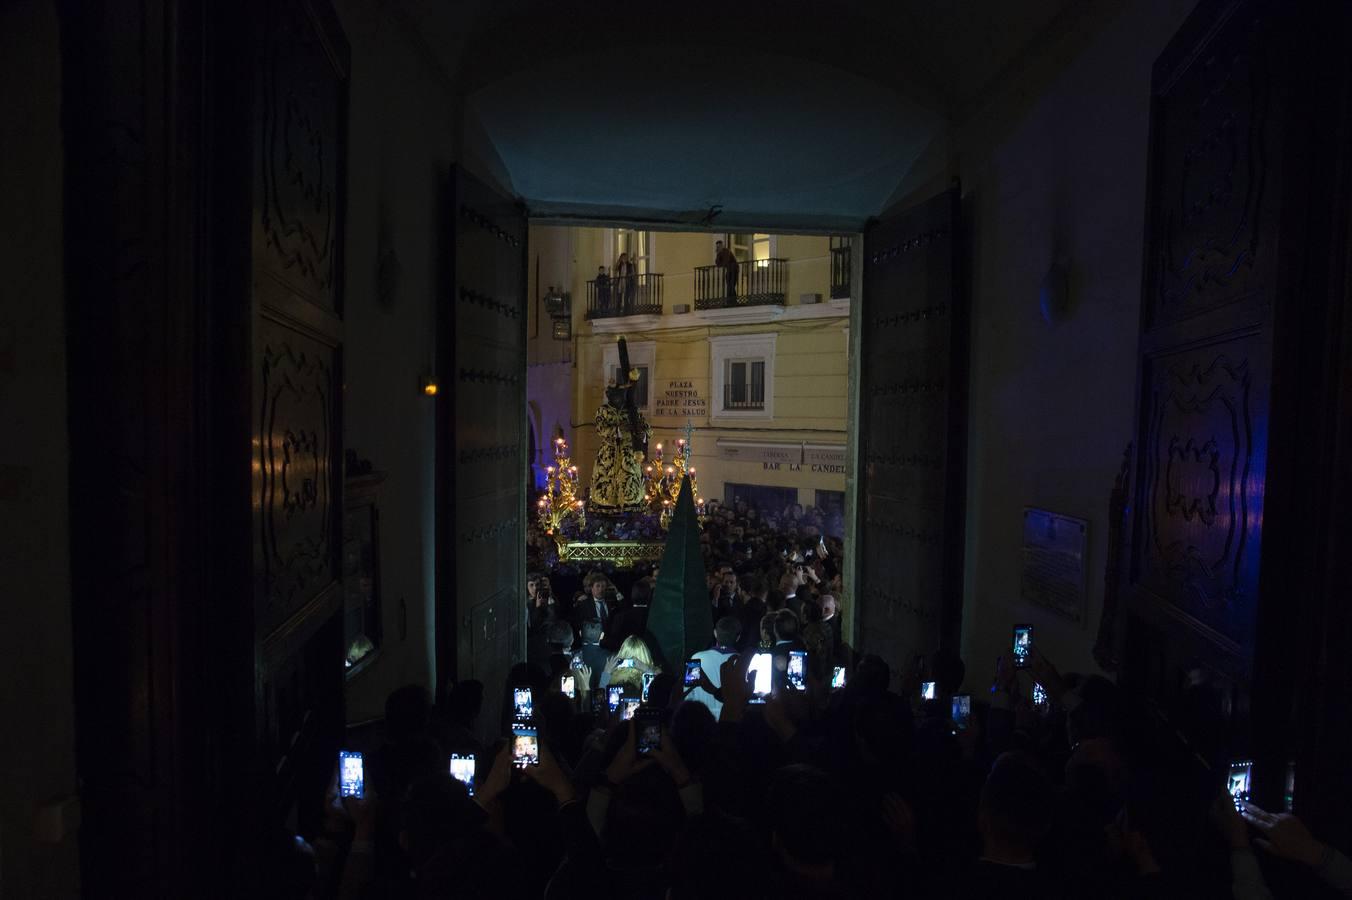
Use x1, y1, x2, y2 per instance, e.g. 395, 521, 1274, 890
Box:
586, 273, 665, 319
723, 383, 765, 411
830, 245, 852, 299
694, 258, 788, 310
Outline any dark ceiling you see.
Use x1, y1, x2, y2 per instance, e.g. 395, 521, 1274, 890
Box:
395, 0, 1103, 229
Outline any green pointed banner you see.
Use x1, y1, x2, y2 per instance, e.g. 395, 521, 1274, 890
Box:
648, 476, 706, 670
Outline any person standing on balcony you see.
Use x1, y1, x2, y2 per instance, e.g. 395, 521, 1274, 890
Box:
715, 240, 739, 301
595, 265, 612, 313
615, 252, 636, 314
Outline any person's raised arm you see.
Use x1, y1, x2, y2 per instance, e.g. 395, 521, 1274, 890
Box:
1212, 794, 1275, 900
476, 741, 513, 806
650, 725, 702, 816
1028, 646, 1072, 710
1243, 802, 1352, 896
718, 652, 753, 724
335, 787, 378, 900
523, 740, 577, 809
586, 722, 656, 838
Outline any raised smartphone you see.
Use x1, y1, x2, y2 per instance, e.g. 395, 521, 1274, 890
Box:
748, 651, 773, 703
786, 650, 807, 692
513, 686, 534, 719
511, 724, 539, 768
1012, 625, 1033, 670
339, 750, 364, 798
448, 754, 475, 796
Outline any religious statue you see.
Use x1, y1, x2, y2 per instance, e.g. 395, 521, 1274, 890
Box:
589, 336, 651, 514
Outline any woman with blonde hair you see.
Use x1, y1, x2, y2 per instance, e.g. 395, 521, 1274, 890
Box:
599, 633, 659, 692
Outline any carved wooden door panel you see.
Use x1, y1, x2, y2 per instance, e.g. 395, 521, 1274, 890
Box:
436, 168, 527, 743
249, 0, 348, 833
856, 187, 967, 669
1123, 0, 1297, 780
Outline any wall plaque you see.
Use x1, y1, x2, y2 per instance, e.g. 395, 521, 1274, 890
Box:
1020, 508, 1088, 624
653, 379, 707, 418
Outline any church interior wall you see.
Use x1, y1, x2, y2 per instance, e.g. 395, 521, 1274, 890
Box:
334, 0, 459, 722
953, 0, 1198, 690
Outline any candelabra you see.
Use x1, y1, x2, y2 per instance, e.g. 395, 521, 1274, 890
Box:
536, 437, 586, 535
643, 434, 704, 529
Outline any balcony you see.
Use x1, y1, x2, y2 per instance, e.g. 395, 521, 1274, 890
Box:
830, 245, 851, 299
694, 258, 788, 310
586, 273, 664, 319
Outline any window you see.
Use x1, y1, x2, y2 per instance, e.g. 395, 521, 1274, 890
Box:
602, 340, 655, 412
720, 233, 775, 267
724, 358, 765, 410
612, 229, 652, 275
710, 333, 775, 419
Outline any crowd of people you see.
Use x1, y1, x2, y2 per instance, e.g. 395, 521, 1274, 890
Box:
283, 498, 1352, 899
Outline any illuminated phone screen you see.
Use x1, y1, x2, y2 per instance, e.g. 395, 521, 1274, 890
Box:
1229, 761, 1253, 810
637, 711, 661, 755
561, 675, 575, 699
513, 687, 533, 719
831, 666, 846, 689
1012, 625, 1033, 669
748, 652, 773, 701
921, 681, 937, 700
339, 750, 364, 798
683, 661, 702, 686
641, 671, 655, 702
449, 754, 475, 796
951, 695, 971, 730
619, 698, 641, 721
607, 686, 623, 712
511, 725, 539, 768
787, 651, 807, 691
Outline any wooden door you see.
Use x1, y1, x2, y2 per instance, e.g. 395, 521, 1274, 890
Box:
64, 0, 349, 893
64, 1, 217, 891
436, 168, 528, 742
249, 0, 350, 842
1121, 0, 1352, 819
855, 186, 968, 669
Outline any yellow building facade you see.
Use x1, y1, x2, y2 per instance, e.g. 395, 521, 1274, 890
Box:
527, 225, 854, 533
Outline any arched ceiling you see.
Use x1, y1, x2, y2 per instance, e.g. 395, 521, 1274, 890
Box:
467, 45, 942, 229
395, 0, 1092, 229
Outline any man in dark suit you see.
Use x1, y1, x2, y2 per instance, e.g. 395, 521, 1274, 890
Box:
576, 619, 610, 689
604, 575, 652, 653
710, 565, 738, 626
735, 573, 768, 652
572, 571, 614, 636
